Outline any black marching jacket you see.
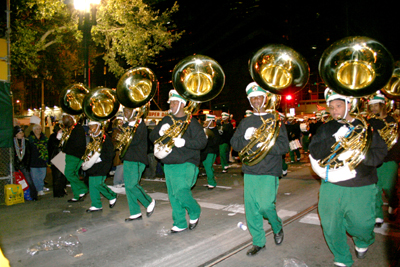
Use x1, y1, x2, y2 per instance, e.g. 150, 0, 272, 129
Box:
201, 127, 221, 162
121, 120, 149, 165
149, 115, 207, 167
309, 119, 388, 187
63, 123, 87, 159
368, 115, 400, 163
86, 133, 115, 177
231, 113, 289, 176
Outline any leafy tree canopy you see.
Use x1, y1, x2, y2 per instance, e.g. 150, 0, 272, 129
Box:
9, 0, 181, 81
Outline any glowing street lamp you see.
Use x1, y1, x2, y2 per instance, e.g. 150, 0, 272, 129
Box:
74, 0, 100, 88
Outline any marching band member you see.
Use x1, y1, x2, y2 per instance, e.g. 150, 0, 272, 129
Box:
82, 121, 117, 212
368, 93, 400, 226
218, 112, 234, 173
286, 116, 302, 163
149, 90, 207, 233
245, 110, 253, 117
231, 82, 289, 256
201, 114, 221, 190
121, 107, 155, 222
61, 114, 89, 203
309, 90, 387, 267
300, 116, 310, 153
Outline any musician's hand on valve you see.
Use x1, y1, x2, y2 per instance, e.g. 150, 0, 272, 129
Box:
332, 125, 349, 142
173, 137, 185, 148
159, 124, 170, 136
244, 127, 256, 140
128, 120, 136, 127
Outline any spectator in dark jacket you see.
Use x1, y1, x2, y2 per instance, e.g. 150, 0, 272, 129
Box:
28, 124, 48, 196
13, 126, 37, 200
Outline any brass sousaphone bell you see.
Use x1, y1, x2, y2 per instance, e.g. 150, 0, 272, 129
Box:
239, 44, 310, 166
317, 36, 394, 172
115, 67, 158, 158
81, 87, 121, 163
59, 83, 90, 116
58, 84, 90, 149
154, 54, 225, 159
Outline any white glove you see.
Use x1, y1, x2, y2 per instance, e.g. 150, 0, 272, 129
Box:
218, 129, 223, 135
256, 142, 263, 148
173, 137, 185, 148
128, 120, 136, 127
159, 123, 170, 136
244, 127, 257, 140
82, 152, 101, 171
337, 149, 354, 162
56, 131, 63, 140
332, 125, 349, 142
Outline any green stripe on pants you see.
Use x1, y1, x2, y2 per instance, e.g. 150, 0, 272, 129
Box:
124, 161, 152, 216
89, 176, 117, 208
164, 163, 201, 229
65, 154, 88, 199
319, 182, 377, 266
203, 153, 217, 187
244, 174, 282, 247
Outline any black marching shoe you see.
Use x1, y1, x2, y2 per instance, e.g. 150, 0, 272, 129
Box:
246, 245, 265, 256
170, 226, 187, 233
125, 215, 143, 222
109, 195, 118, 208
189, 218, 199, 230
146, 199, 156, 217
67, 197, 83, 203
355, 247, 368, 259
86, 206, 102, 213
274, 229, 284, 245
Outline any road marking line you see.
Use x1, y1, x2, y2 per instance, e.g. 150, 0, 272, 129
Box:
142, 178, 166, 182
278, 209, 298, 218
202, 184, 232, 189
299, 213, 321, 225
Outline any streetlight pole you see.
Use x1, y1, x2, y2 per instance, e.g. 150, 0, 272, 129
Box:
75, 0, 99, 89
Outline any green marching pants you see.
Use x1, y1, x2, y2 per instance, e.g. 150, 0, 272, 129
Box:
301, 135, 309, 153
319, 182, 377, 266
164, 162, 201, 229
376, 161, 399, 219
219, 143, 229, 169
123, 161, 152, 216
89, 176, 117, 208
244, 174, 282, 247
203, 153, 217, 187
64, 154, 88, 199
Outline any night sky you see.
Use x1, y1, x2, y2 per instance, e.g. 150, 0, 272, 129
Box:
151, 0, 400, 119
2, 1, 399, 119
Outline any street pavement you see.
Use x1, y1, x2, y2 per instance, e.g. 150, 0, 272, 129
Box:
1, 155, 400, 267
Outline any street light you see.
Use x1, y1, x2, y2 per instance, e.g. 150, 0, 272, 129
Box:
15, 99, 21, 115
74, 0, 100, 88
